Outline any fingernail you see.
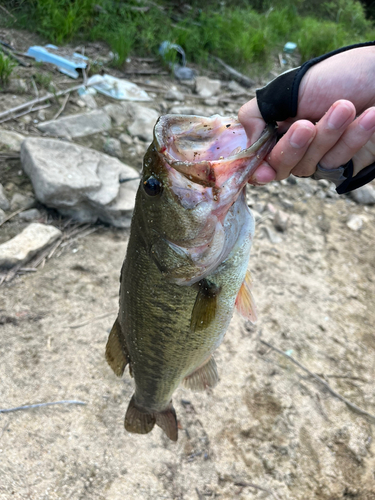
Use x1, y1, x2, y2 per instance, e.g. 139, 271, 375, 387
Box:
327, 104, 352, 129
360, 108, 375, 131
289, 126, 313, 149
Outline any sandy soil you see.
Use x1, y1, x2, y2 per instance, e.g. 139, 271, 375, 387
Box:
1, 28, 375, 500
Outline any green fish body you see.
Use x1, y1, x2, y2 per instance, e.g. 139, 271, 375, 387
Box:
106, 115, 276, 441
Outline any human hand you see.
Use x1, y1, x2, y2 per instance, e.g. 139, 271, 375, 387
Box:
238, 45, 375, 185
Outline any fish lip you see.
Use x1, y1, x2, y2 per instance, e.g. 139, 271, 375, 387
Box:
154, 115, 276, 188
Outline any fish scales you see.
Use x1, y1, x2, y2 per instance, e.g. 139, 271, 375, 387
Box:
106, 115, 276, 441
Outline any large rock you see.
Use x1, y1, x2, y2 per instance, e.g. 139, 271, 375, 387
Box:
195, 76, 221, 98
127, 105, 159, 141
351, 184, 375, 205
37, 110, 111, 139
0, 223, 61, 268
21, 138, 139, 227
0, 130, 25, 152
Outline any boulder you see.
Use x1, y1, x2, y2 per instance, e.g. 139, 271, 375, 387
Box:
0, 130, 25, 152
195, 76, 221, 98
37, 109, 111, 139
0, 223, 61, 268
21, 138, 139, 227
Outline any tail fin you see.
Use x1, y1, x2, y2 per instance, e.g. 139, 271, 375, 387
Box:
124, 395, 178, 441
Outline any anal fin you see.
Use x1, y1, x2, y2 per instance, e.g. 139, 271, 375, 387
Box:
190, 279, 221, 332
124, 395, 178, 442
235, 270, 257, 323
105, 317, 129, 377
183, 356, 219, 391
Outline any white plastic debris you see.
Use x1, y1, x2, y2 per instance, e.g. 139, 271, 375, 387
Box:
85, 74, 151, 101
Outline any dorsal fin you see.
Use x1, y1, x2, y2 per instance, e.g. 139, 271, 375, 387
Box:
183, 356, 219, 391
190, 279, 221, 332
235, 270, 257, 323
105, 317, 129, 376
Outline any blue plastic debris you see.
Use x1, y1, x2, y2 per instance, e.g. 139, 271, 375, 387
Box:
26, 45, 88, 79
283, 42, 297, 54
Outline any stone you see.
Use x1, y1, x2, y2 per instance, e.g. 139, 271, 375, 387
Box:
127, 106, 159, 142
204, 97, 219, 106
103, 138, 123, 158
273, 210, 289, 232
37, 109, 46, 121
347, 215, 363, 231
226, 80, 245, 93
6, 78, 28, 94
0, 184, 10, 211
21, 138, 139, 227
164, 88, 185, 101
104, 103, 129, 127
20, 115, 32, 125
0, 130, 25, 152
195, 76, 221, 98
10, 193, 35, 211
18, 208, 42, 221
351, 185, 375, 205
79, 94, 97, 109
0, 208, 5, 224
37, 110, 112, 139
0, 223, 62, 268
119, 133, 133, 145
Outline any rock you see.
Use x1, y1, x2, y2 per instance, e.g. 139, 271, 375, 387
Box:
164, 88, 185, 101
20, 115, 32, 125
0, 184, 10, 211
79, 94, 97, 109
104, 103, 129, 127
119, 133, 133, 145
226, 80, 245, 93
0, 130, 25, 152
204, 97, 219, 106
21, 138, 139, 227
0, 208, 5, 224
351, 185, 375, 205
195, 76, 221, 98
262, 225, 282, 244
273, 210, 289, 232
347, 214, 363, 231
103, 138, 123, 158
6, 78, 28, 94
169, 106, 213, 117
127, 106, 159, 142
18, 208, 42, 221
0, 223, 62, 269
37, 110, 112, 139
10, 193, 35, 211
37, 109, 46, 121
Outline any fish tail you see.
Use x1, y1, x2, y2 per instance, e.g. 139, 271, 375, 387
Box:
124, 395, 178, 442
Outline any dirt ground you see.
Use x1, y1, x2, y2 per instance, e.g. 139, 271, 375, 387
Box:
1, 29, 375, 500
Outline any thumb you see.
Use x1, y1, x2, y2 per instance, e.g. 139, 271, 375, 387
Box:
238, 97, 266, 144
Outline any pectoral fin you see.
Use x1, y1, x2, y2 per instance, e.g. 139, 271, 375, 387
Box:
190, 279, 221, 332
105, 317, 129, 377
235, 270, 257, 323
183, 356, 219, 391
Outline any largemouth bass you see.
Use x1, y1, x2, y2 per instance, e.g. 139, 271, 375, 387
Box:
106, 115, 276, 441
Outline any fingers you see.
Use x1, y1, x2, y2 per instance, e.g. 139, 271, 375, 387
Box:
252, 120, 316, 183
319, 107, 375, 173
291, 100, 356, 177
238, 98, 265, 144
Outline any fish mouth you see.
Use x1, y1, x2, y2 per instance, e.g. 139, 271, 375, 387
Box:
154, 114, 276, 189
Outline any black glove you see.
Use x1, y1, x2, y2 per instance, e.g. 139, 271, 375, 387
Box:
256, 41, 375, 194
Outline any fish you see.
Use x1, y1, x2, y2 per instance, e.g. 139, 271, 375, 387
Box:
105, 114, 276, 441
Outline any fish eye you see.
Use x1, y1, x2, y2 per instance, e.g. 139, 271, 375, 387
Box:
143, 176, 163, 197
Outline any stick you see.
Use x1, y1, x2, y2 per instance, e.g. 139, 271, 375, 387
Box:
52, 92, 70, 120
0, 5, 16, 21
260, 338, 375, 423
0, 207, 25, 227
213, 56, 255, 88
66, 309, 117, 329
234, 482, 281, 500
0, 82, 93, 122
0, 103, 51, 125
0, 400, 86, 414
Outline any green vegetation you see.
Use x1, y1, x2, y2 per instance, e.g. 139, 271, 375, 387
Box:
0, 50, 16, 87
2, 0, 375, 74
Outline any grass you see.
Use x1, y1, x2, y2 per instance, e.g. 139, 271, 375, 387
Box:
0, 50, 16, 88
2, 0, 375, 75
